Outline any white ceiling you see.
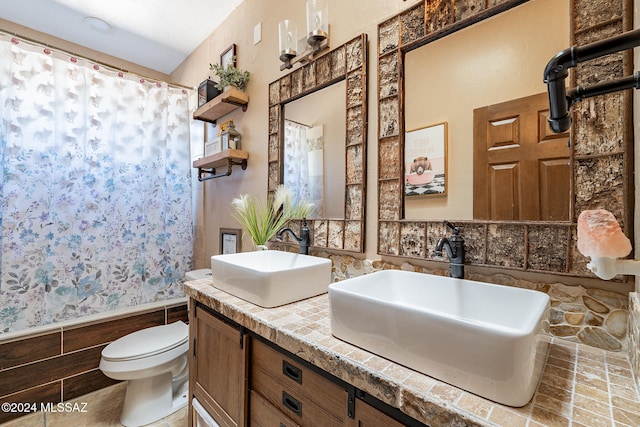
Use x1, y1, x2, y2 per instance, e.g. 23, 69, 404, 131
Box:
0, 0, 244, 74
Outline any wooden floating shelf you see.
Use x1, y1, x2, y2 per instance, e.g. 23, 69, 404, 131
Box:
193, 87, 249, 124
193, 149, 249, 181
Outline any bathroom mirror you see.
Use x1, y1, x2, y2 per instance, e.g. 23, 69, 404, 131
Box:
283, 81, 346, 218
376, 0, 633, 276
268, 34, 367, 253
403, 0, 569, 221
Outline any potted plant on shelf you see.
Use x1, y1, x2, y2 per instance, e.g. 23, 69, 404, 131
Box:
209, 57, 250, 92
231, 185, 314, 250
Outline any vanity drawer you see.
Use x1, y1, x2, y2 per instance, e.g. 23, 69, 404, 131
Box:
251, 339, 348, 425
249, 390, 300, 427
251, 370, 344, 427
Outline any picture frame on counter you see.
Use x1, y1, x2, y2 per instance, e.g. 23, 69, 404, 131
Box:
220, 228, 241, 254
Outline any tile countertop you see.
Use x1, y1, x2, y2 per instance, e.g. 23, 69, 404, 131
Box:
185, 279, 640, 427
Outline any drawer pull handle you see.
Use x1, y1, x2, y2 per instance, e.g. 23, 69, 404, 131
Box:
282, 391, 302, 417
282, 361, 302, 384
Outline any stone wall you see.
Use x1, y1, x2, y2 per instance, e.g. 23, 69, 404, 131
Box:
319, 251, 629, 353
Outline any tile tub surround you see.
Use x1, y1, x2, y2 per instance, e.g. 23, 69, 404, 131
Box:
316, 251, 630, 352
185, 279, 640, 427
0, 300, 188, 424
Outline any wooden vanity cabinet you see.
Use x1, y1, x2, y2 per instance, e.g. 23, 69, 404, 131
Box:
189, 300, 423, 427
190, 303, 248, 427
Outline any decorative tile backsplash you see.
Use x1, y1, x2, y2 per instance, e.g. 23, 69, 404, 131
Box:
317, 251, 630, 353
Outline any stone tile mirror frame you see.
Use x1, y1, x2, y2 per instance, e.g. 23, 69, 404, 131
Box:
268, 34, 368, 253
377, 0, 633, 278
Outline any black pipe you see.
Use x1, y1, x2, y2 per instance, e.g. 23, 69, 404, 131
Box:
544, 28, 640, 133
569, 72, 640, 103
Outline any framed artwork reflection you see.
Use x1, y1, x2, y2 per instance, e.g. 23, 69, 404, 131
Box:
220, 228, 241, 254
220, 44, 237, 68
404, 122, 448, 197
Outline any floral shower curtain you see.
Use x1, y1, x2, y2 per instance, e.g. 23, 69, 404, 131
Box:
284, 120, 311, 206
283, 120, 324, 217
0, 34, 193, 333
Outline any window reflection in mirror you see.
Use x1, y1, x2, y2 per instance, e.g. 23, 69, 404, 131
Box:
283, 81, 346, 218
403, 0, 569, 221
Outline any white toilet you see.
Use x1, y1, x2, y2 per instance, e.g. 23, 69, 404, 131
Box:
99, 320, 189, 427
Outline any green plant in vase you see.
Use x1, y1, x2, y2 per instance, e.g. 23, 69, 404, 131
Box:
209, 57, 250, 91
231, 185, 314, 249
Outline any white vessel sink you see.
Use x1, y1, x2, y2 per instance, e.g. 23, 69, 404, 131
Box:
329, 270, 550, 407
210, 251, 332, 308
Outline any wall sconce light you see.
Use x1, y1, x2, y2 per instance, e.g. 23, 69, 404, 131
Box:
279, 0, 330, 70
279, 19, 298, 65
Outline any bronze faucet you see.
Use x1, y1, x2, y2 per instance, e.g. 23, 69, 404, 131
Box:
277, 219, 310, 255
434, 220, 465, 279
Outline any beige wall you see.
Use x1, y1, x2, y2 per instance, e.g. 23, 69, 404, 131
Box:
170, 0, 410, 265
404, 0, 569, 220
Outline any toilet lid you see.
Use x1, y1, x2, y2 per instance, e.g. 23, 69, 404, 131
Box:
102, 321, 188, 361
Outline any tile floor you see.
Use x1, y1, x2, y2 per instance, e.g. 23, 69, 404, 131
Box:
0, 382, 187, 427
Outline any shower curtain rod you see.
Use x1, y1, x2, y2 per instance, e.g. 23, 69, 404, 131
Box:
0, 28, 194, 91
284, 118, 312, 128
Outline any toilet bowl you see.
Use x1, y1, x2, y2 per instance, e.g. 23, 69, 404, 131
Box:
99, 320, 189, 427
